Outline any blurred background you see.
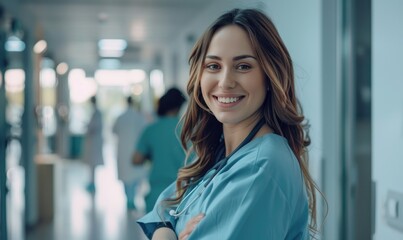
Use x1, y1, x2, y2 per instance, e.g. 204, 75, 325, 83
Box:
0, 0, 402, 239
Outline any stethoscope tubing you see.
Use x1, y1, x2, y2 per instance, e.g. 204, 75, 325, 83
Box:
169, 118, 265, 218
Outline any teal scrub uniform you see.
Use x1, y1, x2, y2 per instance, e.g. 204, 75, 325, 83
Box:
138, 133, 309, 239
136, 116, 185, 213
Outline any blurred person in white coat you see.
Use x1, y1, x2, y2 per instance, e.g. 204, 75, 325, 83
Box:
83, 96, 104, 193
113, 96, 148, 210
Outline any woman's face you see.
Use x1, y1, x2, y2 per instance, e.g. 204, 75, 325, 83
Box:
201, 25, 267, 127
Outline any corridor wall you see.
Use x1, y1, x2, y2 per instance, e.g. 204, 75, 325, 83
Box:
372, 0, 403, 239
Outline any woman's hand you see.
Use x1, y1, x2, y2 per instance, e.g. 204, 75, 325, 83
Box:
178, 214, 205, 240
152, 227, 177, 240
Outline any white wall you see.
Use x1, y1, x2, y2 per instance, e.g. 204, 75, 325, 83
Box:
262, 0, 323, 196
372, 0, 403, 239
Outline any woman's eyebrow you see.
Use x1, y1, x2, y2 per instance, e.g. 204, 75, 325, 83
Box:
233, 55, 256, 61
205, 54, 257, 61
205, 55, 221, 60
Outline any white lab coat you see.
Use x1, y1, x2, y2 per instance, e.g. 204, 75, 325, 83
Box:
83, 108, 104, 167
113, 108, 148, 182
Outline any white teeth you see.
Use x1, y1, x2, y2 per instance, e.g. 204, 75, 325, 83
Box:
217, 97, 240, 103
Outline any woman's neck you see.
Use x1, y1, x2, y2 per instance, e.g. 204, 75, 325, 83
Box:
222, 119, 272, 156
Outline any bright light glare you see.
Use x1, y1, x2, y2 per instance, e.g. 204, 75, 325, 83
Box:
33, 40, 47, 54
5, 36, 26, 52
40, 68, 57, 88
68, 69, 97, 103
70, 188, 90, 238
99, 50, 124, 58
69, 68, 86, 81
5, 69, 25, 93
56, 62, 69, 75
95, 69, 145, 86
150, 69, 164, 98
132, 84, 143, 95
129, 69, 146, 81
98, 39, 127, 51
42, 106, 56, 136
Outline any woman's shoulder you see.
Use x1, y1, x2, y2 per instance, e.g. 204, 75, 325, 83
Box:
248, 133, 296, 165
247, 133, 304, 190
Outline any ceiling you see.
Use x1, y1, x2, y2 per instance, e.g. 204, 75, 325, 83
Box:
16, 0, 213, 74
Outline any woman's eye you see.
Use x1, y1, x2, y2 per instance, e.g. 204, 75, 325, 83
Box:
236, 64, 251, 71
205, 64, 220, 70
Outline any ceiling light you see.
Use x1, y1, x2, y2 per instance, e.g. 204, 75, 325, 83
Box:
98, 39, 127, 51
68, 76, 97, 103
95, 69, 145, 86
98, 49, 124, 58
129, 69, 146, 83
40, 68, 57, 88
68, 68, 86, 83
5, 69, 25, 93
95, 69, 127, 86
5, 36, 25, 52
56, 62, 69, 75
150, 69, 164, 97
33, 40, 47, 54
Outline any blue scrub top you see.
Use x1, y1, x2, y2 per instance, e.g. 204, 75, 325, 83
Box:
138, 133, 309, 239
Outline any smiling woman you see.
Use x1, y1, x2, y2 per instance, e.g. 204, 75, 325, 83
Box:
137, 8, 320, 240
200, 25, 266, 128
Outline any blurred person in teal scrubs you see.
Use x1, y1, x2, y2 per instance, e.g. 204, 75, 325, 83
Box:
133, 87, 186, 213
136, 8, 322, 240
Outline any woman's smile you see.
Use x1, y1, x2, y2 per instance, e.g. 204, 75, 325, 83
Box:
213, 94, 245, 108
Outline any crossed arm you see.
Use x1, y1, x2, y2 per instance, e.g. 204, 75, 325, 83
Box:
151, 214, 204, 240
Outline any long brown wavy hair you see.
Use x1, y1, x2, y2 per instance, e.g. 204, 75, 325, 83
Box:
165, 8, 320, 233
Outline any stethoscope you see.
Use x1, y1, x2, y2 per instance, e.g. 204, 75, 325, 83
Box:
169, 118, 265, 218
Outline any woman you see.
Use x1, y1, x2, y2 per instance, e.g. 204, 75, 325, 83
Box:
138, 8, 319, 239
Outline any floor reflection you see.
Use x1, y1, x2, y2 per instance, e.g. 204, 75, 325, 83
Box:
6, 165, 24, 240
6, 140, 148, 240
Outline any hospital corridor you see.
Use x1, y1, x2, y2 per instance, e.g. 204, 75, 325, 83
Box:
1, 0, 403, 239
6, 135, 149, 240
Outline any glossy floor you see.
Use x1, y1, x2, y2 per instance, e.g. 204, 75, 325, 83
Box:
6, 141, 148, 240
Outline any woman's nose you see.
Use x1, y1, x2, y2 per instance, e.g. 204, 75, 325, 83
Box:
218, 69, 236, 89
